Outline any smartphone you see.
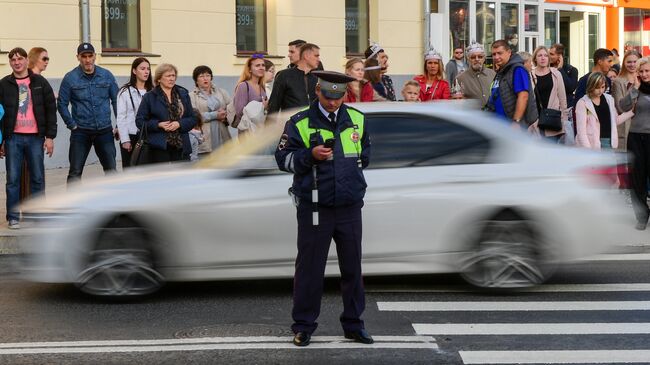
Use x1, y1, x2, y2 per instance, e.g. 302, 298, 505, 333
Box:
323, 138, 335, 149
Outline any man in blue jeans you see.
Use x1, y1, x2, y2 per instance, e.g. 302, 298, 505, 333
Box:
0, 47, 57, 229
57, 43, 118, 183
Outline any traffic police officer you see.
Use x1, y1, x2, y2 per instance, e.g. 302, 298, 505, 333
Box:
275, 70, 372, 347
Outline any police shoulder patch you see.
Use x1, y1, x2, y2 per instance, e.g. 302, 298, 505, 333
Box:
278, 133, 289, 150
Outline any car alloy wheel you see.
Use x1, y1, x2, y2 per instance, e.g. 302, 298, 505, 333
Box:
75, 216, 164, 297
459, 218, 553, 289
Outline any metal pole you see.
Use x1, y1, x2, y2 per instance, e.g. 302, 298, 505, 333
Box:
80, 0, 91, 43
424, 0, 431, 52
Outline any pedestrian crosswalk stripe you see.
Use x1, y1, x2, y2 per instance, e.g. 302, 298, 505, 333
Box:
377, 301, 650, 311
413, 323, 650, 335
0, 336, 438, 354
459, 350, 650, 364
368, 283, 650, 293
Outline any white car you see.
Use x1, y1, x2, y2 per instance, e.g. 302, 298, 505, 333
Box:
19, 102, 634, 297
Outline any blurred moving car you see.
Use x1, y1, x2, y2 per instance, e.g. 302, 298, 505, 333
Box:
19, 102, 634, 297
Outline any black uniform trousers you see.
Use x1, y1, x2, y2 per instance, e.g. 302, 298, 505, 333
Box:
291, 200, 366, 334
628, 132, 650, 224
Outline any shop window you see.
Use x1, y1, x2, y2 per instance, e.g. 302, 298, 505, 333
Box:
102, 0, 141, 52
588, 13, 599, 70
476, 1, 495, 67
236, 0, 267, 54
623, 8, 650, 56
501, 3, 519, 52
524, 5, 538, 32
544, 10, 557, 48
449, 0, 470, 55
345, 0, 369, 55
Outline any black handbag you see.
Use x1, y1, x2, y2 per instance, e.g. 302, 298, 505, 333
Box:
532, 75, 563, 131
128, 89, 151, 166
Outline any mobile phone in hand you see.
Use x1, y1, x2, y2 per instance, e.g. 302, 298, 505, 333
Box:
323, 138, 335, 149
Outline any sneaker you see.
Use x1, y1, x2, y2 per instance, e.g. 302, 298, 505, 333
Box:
7, 220, 20, 229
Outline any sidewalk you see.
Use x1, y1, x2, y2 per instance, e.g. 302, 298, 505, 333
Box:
0, 163, 112, 254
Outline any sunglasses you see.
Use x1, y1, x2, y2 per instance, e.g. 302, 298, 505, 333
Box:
469, 55, 485, 60
251, 53, 265, 59
42, 57, 50, 62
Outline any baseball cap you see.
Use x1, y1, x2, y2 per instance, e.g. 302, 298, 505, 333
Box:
77, 43, 95, 55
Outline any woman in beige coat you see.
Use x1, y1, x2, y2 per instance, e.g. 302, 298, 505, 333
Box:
612, 50, 641, 151
189, 65, 232, 155
529, 46, 567, 142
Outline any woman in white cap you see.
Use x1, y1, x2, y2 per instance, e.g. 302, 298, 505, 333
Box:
413, 50, 451, 101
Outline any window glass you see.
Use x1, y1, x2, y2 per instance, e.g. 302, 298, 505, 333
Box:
236, 0, 266, 53
102, 0, 140, 51
501, 3, 519, 53
524, 5, 538, 32
365, 114, 491, 169
345, 0, 369, 55
588, 13, 599, 70
449, 0, 470, 54
476, 1, 495, 67
623, 8, 650, 56
544, 10, 557, 47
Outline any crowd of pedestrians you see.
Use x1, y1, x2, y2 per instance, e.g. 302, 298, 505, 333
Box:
0, 38, 648, 229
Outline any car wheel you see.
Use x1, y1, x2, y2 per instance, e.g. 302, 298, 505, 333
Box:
75, 215, 165, 297
459, 215, 554, 289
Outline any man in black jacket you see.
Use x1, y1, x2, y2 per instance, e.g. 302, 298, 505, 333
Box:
268, 43, 320, 114
0, 47, 57, 229
549, 43, 578, 107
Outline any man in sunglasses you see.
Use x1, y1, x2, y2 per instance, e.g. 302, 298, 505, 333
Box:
456, 42, 496, 107
445, 46, 468, 88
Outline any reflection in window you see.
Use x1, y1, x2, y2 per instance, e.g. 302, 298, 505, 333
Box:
588, 13, 599, 70
365, 114, 490, 169
449, 0, 470, 55
524, 5, 538, 32
476, 2, 495, 67
345, 0, 369, 55
501, 3, 519, 53
623, 8, 650, 56
544, 10, 557, 47
102, 0, 140, 51
236, 0, 266, 53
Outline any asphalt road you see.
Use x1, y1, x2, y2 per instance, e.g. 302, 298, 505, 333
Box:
1, 255, 650, 364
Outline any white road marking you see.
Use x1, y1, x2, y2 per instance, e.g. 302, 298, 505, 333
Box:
368, 283, 650, 293
577, 253, 650, 261
0, 336, 438, 355
413, 323, 650, 335
377, 301, 650, 311
460, 350, 650, 364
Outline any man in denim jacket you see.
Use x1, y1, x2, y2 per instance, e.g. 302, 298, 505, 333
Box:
57, 43, 118, 183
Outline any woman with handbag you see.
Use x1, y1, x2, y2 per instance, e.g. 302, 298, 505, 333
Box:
232, 55, 268, 136
529, 46, 567, 142
116, 57, 153, 168
620, 57, 650, 230
135, 63, 195, 163
575, 72, 634, 150
189, 65, 232, 156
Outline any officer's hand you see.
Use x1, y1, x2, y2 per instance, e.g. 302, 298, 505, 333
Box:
312, 145, 333, 161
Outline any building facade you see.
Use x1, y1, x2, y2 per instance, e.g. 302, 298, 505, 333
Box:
433, 0, 612, 76
606, 0, 650, 56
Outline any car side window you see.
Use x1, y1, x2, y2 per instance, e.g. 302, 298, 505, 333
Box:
365, 113, 491, 169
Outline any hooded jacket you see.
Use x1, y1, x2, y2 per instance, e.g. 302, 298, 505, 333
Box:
490, 54, 538, 125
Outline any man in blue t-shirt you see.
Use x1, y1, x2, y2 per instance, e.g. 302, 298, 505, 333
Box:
486, 39, 537, 128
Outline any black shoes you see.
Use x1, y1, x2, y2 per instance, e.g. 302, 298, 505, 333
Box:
293, 331, 311, 347
344, 329, 374, 344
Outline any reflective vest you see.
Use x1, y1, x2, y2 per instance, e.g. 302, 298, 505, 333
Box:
293, 108, 365, 159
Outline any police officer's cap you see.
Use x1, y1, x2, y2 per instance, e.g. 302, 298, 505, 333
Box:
313, 71, 355, 99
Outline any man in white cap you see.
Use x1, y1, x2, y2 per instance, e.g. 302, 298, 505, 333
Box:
456, 41, 496, 107
275, 70, 372, 347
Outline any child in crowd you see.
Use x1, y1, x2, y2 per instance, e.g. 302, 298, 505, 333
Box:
402, 80, 421, 102
189, 109, 205, 161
